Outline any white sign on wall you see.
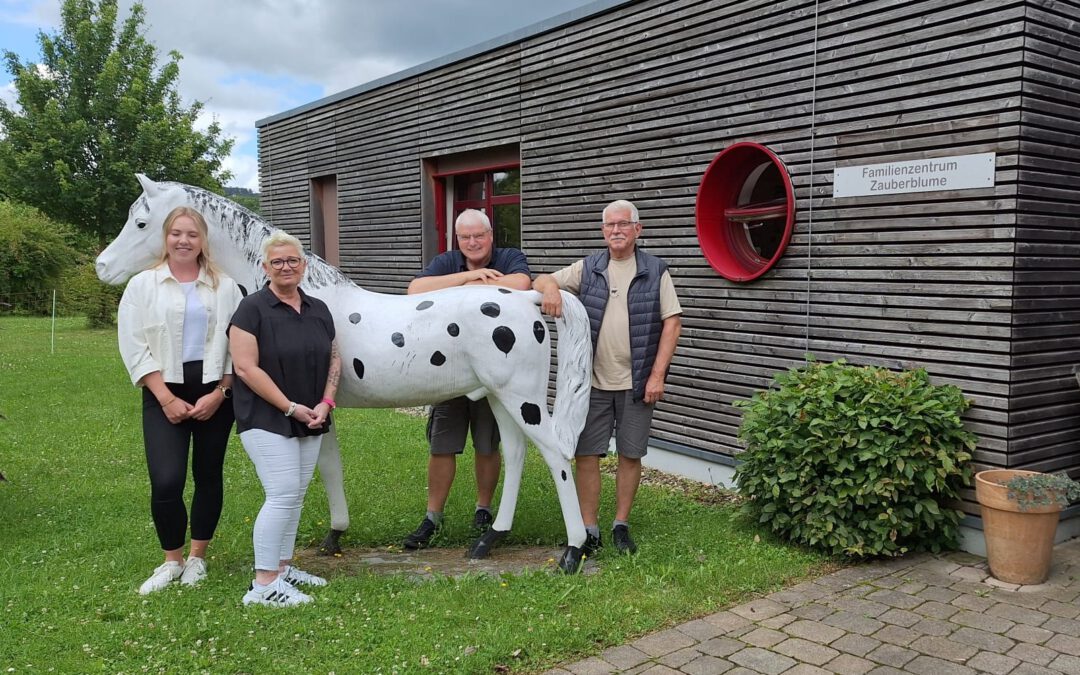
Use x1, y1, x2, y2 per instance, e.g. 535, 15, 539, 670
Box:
833, 152, 996, 198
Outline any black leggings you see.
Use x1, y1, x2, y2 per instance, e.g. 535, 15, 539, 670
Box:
142, 361, 235, 551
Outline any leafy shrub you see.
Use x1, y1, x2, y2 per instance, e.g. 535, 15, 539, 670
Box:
55, 261, 122, 328
734, 358, 976, 557
0, 201, 78, 314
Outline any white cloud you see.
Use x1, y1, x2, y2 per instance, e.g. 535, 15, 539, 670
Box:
4, 0, 599, 188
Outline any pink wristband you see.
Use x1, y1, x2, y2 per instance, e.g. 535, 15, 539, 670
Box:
321, 397, 336, 409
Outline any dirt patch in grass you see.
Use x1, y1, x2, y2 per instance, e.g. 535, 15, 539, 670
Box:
601, 457, 744, 508
295, 544, 598, 580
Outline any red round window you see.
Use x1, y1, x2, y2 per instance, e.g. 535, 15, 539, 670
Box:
696, 142, 795, 282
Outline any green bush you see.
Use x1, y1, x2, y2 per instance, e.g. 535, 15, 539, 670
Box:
0, 201, 79, 314
734, 358, 976, 557
57, 261, 122, 328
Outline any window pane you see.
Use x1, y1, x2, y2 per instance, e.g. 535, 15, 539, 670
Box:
493, 203, 521, 249
740, 164, 786, 261
454, 173, 486, 201
493, 169, 520, 197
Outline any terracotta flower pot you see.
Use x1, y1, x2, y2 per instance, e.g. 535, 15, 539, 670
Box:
975, 469, 1062, 585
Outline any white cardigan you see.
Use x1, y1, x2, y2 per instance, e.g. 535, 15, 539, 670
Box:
117, 264, 243, 387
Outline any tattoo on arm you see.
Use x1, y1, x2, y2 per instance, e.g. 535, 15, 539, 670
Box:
327, 340, 341, 389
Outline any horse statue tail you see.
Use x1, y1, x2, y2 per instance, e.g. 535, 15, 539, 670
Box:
551, 291, 592, 461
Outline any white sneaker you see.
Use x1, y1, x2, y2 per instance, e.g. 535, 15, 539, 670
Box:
242, 577, 313, 607
179, 557, 207, 586
138, 561, 183, 595
282, 565, 327, 587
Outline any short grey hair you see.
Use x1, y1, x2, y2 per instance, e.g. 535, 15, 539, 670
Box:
603, 199, 639, 223
261, 230, 305, 262
454, 208, 492, 232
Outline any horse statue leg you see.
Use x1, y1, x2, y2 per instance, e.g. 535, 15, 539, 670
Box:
315, 426, 349, 555
468, 397, 586, 574
466, 398, 523, 560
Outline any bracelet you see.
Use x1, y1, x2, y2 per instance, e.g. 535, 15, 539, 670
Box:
162, 397, 176, 407
285, 401, 297, 417
321, 397, 337, 409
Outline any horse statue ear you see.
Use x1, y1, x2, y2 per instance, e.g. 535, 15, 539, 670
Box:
136, 173, 162, 197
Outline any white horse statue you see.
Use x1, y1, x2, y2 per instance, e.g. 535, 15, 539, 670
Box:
97, 174, 593, 573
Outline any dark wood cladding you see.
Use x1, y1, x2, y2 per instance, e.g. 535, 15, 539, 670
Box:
1010, 0, 1080, 475
258, 0, 1080, 487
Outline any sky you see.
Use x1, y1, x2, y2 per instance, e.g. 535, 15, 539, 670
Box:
0, 0, 601, 191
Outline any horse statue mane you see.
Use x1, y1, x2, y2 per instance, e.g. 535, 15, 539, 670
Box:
99, 175, 351, 293
96, 174, 594, 572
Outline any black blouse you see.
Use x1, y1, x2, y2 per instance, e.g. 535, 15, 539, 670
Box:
228, 286, 335, 437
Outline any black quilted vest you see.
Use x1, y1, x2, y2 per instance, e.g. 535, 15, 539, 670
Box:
579, 248, 668, 402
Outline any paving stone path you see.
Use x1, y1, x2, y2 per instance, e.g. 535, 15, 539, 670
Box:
546, 539, 1080, 674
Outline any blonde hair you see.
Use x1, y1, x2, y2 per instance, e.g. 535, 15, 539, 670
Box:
157, 206, 221, 288
261, 230, 305, 262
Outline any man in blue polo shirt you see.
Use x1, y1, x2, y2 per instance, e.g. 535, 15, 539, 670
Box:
402, 209, 532, 548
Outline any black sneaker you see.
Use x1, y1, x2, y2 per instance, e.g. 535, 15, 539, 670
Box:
472, 509, 494, 532
403, 518, 439, 549
612, 525, 637, 554
582, 531, 603, 557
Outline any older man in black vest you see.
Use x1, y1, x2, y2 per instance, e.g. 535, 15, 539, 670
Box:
534, 199, 682, 555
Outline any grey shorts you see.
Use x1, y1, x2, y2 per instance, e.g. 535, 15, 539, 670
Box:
426, 396, 500, 456
575, 389, 654, 460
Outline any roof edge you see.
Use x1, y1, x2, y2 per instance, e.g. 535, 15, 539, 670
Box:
255, 0, 637, 128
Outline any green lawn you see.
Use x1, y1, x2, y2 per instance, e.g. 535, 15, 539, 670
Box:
0, 317, 830, 673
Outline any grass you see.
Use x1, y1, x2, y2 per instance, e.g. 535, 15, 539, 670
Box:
0, 317, 831, 673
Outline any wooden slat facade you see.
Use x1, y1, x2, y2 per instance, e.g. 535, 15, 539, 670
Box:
257, 0, 1080, 512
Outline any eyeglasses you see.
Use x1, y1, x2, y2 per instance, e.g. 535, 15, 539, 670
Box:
268, 256, 303, 270
602, 220, 638, 231
456, 232, 491, 243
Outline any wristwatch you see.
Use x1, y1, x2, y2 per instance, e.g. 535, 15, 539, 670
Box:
217, 385, 232, 399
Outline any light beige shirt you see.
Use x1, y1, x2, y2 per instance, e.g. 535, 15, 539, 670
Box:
551, 255, 681, 390
117, 265, 242, 386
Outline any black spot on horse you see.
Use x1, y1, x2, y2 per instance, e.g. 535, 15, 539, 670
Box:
391, 332, 405, 348
480, 302, 501, 318
447, 323, 460, 337
533, 321, 546, 344
352, 359, 364, 380
416, 300, 434, 311
561, 470, 567, 482
520, 402, 541, 426
498, 288, 511, 294
348, 312, 361, 324
430, 351, 446, 366
238, 284, 249, 297
492, 326, 515, 355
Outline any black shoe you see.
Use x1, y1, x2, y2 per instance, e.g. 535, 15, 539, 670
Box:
612, 525, 637, 554
472, 509, 494, 532
582, 532, 602, 557
403, 518, 439, 549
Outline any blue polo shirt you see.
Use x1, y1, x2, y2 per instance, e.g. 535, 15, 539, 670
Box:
416, 247, 531, 278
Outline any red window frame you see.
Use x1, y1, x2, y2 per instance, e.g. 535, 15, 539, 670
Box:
432, 163, 520, 253
695, 142, 795, 282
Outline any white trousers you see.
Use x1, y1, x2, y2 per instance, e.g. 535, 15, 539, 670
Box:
239, 428, 322, 571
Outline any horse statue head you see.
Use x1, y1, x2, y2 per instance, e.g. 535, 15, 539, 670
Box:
96, 174, 351, 295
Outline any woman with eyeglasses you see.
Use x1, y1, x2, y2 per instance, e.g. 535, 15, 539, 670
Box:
117, 206, 243, 594
228, 230, 341, 607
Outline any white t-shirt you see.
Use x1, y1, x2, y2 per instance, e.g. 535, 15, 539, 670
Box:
180, 280, 208, 363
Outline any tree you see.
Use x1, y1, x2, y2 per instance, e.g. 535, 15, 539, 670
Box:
0, 0, 234, 240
